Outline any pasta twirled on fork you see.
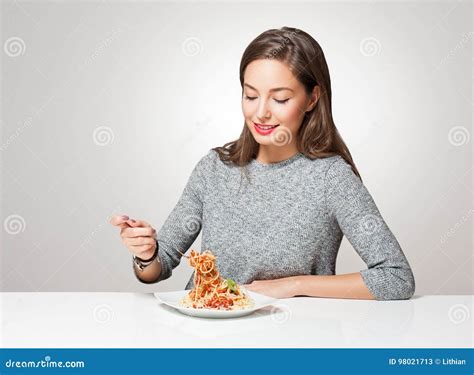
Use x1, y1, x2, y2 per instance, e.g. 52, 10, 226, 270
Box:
179, 249, 254, 310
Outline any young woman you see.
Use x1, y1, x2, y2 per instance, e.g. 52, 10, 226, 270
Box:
111, 27, 415, 300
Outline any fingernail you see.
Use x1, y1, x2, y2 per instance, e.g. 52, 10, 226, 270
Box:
121, 215, 129, 220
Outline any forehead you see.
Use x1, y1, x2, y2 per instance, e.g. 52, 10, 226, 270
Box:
244, 59, 300, 91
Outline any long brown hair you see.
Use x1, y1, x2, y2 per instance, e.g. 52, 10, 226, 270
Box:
212, 26, 362, 181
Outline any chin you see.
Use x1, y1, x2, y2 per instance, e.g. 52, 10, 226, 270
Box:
252, 136, 274, 145
246, 129, 267, 143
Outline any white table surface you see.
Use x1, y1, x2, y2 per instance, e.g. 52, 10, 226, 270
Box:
1, 293, 472, 348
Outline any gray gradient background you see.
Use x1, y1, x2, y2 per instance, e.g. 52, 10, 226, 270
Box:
1, 0, 472, 295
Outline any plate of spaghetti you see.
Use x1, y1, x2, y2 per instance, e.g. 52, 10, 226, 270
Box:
154, 249, 277, 318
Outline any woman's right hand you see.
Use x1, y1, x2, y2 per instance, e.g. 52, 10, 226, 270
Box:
110, 215, 157, 260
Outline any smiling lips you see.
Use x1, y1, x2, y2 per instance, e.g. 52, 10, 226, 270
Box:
253, 122, 280, 135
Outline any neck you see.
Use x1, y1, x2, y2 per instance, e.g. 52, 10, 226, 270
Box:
256, 143, 300, 164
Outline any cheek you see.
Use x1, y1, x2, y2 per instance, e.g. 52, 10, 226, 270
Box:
242, 100, 254, 118
274, 103, 304, 125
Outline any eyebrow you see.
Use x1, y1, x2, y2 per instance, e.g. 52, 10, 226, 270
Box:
244, 83, 294, 93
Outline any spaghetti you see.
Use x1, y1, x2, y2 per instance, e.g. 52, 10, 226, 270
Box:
179, 249, 254, 310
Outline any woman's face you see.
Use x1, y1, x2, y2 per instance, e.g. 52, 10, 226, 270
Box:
242, 59, 319, 148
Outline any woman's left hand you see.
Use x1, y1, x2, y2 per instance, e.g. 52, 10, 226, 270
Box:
243, 277, 299, 299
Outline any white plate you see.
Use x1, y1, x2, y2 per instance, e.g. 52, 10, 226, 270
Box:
154, 289, 277, 318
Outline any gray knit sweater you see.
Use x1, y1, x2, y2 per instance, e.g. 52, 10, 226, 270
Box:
147, 149, 415, 300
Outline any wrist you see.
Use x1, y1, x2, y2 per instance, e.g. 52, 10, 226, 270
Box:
133, 241, 159, 270
290, 275, 305, 297
136, 242, 158, 262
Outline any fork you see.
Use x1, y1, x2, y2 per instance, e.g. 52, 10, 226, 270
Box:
177, 249, 190, 258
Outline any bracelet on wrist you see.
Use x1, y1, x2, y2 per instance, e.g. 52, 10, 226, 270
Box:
133, 241, 159, 271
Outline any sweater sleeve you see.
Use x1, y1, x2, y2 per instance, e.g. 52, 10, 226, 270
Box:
137, 151, 211, 284
324, 156, 415, 300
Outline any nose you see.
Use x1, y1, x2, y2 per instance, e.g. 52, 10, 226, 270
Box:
256, 99, 271, 121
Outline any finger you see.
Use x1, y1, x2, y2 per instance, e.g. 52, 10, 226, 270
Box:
121, 227, 156, 238
110, 215, 130, 226
124, 236, 156, 246
129, 244, 156, 254
125, 219, 151, 228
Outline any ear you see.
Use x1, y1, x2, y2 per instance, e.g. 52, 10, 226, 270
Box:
305, 85, 320, 112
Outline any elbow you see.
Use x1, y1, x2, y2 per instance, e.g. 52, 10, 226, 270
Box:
403, 269, 416, 299
381, 267, 416, 301
403, 269, 416, 300
362, 267, 416, 301
390, 277, 415, 300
